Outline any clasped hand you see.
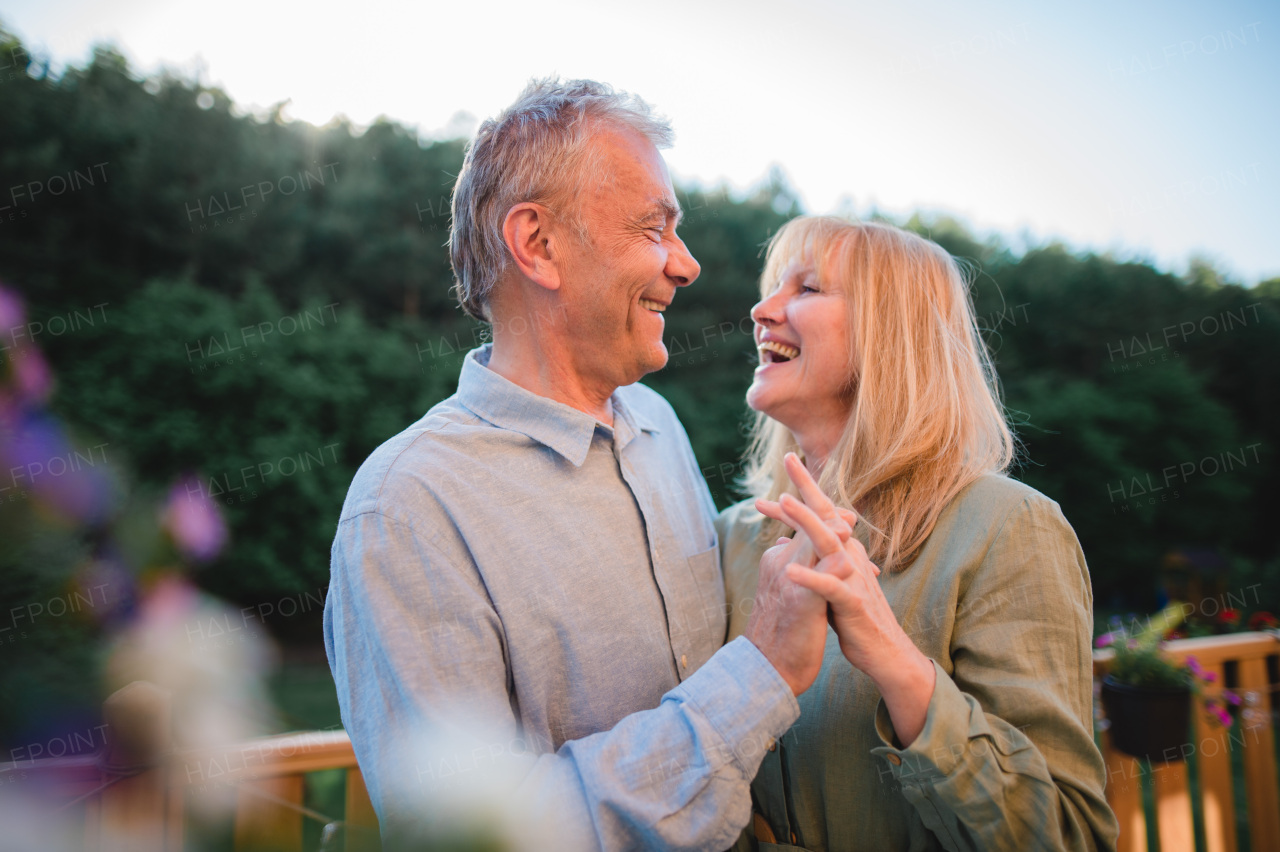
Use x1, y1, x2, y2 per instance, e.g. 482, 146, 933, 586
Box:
744, 454, 934, 736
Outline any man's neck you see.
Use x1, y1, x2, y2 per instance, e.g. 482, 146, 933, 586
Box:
485, 319, 617, 426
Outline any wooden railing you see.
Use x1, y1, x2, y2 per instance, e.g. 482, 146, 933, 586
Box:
0, 690, 379, 852
5, 630, 1278, 851
1094, 631, 1280, 852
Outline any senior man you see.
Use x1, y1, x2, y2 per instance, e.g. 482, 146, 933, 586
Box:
324, 78, 840, 850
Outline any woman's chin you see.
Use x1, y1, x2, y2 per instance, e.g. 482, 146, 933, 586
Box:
745, 384, 779, 418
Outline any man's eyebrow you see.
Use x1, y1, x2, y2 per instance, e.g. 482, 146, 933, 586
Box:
638, 200, 683, 226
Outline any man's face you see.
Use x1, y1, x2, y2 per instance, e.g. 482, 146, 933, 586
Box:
553, 127, 701, 390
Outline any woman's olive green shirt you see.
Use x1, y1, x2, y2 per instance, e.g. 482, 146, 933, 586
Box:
717, 474, 1118, 851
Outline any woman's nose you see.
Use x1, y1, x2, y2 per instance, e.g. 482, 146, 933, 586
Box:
751, 290, 785, 326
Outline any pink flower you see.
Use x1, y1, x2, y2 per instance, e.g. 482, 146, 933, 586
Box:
162, 477, 228, 562
1095, 632, 1115, 649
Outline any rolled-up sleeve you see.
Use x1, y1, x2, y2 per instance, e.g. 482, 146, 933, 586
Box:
324, 509, 800, 852
868, 495, 1119, 852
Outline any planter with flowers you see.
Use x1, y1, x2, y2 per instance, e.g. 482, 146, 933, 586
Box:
1096, 606, 1239, 763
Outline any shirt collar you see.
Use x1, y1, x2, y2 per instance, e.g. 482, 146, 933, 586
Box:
457, 345, 660, 467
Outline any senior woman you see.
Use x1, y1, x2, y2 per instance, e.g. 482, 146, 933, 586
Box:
718, 216, 1118, 851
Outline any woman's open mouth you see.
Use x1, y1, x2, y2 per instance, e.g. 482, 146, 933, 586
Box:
758, 340, 800, 364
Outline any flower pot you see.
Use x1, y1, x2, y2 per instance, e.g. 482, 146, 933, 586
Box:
1100, 676, 1192, 763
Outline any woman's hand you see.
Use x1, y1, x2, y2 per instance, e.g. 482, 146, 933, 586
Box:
763, 454, 937, 746
754, 453, 865, 577
744, 453, 859, 696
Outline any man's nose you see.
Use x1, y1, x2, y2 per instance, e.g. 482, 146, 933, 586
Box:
666, 235, 701, 287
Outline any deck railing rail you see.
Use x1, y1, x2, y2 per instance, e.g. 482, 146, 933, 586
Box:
4, 630, 1278, 851
1094, 631, 1280, 852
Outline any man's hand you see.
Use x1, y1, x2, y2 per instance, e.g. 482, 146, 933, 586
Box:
742, 453, 856, 696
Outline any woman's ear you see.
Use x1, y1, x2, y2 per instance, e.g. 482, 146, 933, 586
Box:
502, 202, 561, 292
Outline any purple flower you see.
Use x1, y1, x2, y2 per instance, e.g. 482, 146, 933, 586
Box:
0, 413, 115, 523
1226, 691, 1242, 706
1095, 632, 1115, 649
0, 286, 24, 332
13, 348, 53, 407
162, 477, 228, 562
1186, 655, 1203, 674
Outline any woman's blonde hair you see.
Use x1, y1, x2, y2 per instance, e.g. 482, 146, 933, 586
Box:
742, 216, 1015, 572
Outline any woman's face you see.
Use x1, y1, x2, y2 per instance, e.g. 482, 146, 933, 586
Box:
746, 254, 855, 437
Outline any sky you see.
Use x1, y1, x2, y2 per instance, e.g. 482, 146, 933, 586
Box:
2, 0, 1276, 283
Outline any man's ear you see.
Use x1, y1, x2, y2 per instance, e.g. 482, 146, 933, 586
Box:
502, 203, 561, 292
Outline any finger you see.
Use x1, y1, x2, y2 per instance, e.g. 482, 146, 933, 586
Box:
759, 495, 848, 543
842, 536, 881, 578
836, 508, 858, 529
779, 493, 844, 558
836, 537, 880, 578
755, 498, 794, 529
815, 550, 855, 582
784, 453, 837, 519
785, 562, 854, 606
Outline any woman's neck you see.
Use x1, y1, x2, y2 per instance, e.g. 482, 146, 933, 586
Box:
789, 420, 842, 481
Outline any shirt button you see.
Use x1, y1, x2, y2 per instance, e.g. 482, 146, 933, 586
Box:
680, 654, 688, 669
767, 738, 777, 752
886, 753, 902, 766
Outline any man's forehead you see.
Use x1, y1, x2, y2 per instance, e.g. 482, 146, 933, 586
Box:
583, 129, 683, 219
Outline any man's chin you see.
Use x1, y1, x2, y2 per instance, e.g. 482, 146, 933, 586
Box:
622, 346, 668, 385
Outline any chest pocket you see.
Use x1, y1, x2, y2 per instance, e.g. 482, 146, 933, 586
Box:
686, 545, 726, 648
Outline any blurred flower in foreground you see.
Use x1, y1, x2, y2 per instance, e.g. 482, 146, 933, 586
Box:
380, 714, 556, 852
104, 573, 279, 821
0, 412, 115, 524
0, 286, 54, 414
0, 286, 22, 331
162, 476, 228, 562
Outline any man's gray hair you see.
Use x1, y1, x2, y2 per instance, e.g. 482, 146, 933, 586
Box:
448, 77, 674, 321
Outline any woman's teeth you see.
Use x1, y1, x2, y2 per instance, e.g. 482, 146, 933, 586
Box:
758, 340, 800, 362
639, 298, 666, 312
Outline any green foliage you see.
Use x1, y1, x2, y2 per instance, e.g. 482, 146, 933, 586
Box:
46, 279, 459, 603
1103, 607, 1194, 689
1, 26, 1275, 617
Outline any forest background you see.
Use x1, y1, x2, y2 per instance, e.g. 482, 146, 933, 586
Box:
1, 32, 1276, 747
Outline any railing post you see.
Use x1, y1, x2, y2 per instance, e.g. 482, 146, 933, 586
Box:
95, 681, 174, 852
1237, 657, 1280, 851
1191, 660, 1237, 852
1101, 729, 1148, 852
344, 768, 380, 852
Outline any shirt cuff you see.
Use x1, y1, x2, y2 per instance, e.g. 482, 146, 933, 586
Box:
669, 635, 801, 781
870, 657, 972, 786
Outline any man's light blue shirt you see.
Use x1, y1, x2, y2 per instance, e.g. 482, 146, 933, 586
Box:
324, 345, 799, 851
